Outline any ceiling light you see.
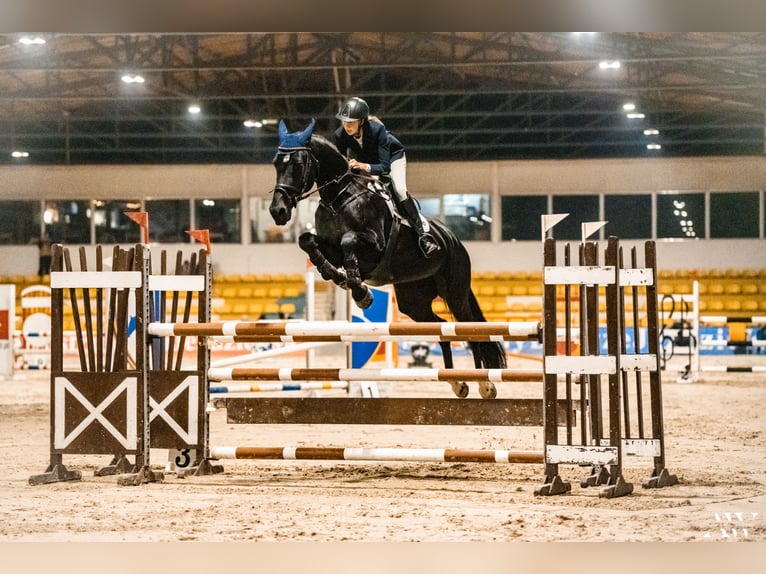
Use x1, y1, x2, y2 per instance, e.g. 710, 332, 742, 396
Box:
11, 150, 30, 158
627, 113, 645, 119
188, 104, 201, 114
19, 36, 46, 45
244, 119, 264, 128
622, 103, 636, 111
646, 143, 662, 150
643, 128, 659, 136
599, 60, 621, 70
121, 73, 145, 84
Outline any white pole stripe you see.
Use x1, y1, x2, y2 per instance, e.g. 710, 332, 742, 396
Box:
148, 274, 205, 292
51, 270, 142, 289
619, 268, 654, 286
488, 369, 503, 382
544, 266, 615, 285
544, 355, 616, 375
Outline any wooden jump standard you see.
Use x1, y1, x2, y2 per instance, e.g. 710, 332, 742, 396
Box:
30, 244, 215, 485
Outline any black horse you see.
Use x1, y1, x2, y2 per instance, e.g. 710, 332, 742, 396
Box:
268, 119, 506, 398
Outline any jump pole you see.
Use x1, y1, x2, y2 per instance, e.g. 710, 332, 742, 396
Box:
148, 320, 542, 342
210, 446, 544, 464
209, 341, 337, 369
208, 366, 543, 383
210, 381, 349, 394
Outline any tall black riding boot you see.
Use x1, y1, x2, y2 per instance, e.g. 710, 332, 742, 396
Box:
397, 195, 440, 258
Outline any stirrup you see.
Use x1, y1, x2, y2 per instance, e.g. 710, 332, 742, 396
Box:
418, 235, 440, 257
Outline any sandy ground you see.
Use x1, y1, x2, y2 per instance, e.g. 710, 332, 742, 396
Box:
1, 348, 764, 549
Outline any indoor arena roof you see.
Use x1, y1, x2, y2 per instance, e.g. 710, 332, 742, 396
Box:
1, 32, 764, 165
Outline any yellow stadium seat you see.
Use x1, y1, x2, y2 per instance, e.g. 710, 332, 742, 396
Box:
705, 299, 724, 312
283, 286, 302, 298
510, 284, 527, 296
279, 303, 296, 317
707, 283, 725, 295
236, 286, 253, 298
248, 302, 264, 316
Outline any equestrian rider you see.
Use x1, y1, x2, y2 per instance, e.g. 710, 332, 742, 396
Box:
332, 96, 440, 258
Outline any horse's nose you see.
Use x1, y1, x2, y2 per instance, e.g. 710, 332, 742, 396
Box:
269, 201, 288, 226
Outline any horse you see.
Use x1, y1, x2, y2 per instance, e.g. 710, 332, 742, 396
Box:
268, 119, 506, 398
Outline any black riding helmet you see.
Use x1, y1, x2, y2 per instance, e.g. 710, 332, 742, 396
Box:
336, 97, 369, 122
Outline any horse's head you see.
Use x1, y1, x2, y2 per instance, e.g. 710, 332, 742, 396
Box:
269, 119, 319, 226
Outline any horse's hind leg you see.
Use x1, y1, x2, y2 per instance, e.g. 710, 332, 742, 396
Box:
438, 340, 468, 398
442, 290, 502, 399
395, 282, 469, 399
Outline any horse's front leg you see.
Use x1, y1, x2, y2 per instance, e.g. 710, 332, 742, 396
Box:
298, 232, 348, 288
340, 231, 372, 309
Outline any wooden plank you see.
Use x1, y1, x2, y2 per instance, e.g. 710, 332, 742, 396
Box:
224, 397, 578, 427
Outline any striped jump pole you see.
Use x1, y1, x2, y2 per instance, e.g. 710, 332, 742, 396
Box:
210, 381, 349, 394
208, 366, 543, 383
210, 446, 544, 464
700, 365, 766, 373
699, 316, 766, 324
149, 320, 542, 343
209, 342, 337, 369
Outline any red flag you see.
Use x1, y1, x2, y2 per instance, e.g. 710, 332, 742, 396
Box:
186, 229, 211, 253
124, 211, 149, 244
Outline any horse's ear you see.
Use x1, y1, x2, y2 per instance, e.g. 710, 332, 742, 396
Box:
278, 120, 289, 145
298, 118, 316, 146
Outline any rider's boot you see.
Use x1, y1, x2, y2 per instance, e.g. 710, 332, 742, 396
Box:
397, 195, 440, 258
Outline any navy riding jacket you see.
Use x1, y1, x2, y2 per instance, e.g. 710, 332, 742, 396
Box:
332, 119, 404, 177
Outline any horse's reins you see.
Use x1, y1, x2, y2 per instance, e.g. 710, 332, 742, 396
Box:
273, 145, 393, 218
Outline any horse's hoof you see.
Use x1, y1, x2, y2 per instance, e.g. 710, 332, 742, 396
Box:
450, 382, 469, 399
355, 287, 373, 309
478, 382, 497, 399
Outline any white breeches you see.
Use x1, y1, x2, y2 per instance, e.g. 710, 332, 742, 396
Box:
390, 154, 408, 201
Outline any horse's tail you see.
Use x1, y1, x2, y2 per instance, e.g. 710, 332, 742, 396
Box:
467, 289, 507, 369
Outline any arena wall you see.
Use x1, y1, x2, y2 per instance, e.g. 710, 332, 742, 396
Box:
1, 155, 764, 276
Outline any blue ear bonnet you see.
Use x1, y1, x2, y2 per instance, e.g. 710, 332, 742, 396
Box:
278, 118, 316, 149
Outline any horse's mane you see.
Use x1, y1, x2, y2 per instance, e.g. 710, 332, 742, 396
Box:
310, 133, 348, 166
311, 133, 341, 154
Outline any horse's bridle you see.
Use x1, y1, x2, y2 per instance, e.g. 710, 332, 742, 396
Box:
271, 146, 319, 209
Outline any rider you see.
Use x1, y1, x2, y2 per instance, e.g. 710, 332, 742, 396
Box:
332, 96, 439, 258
